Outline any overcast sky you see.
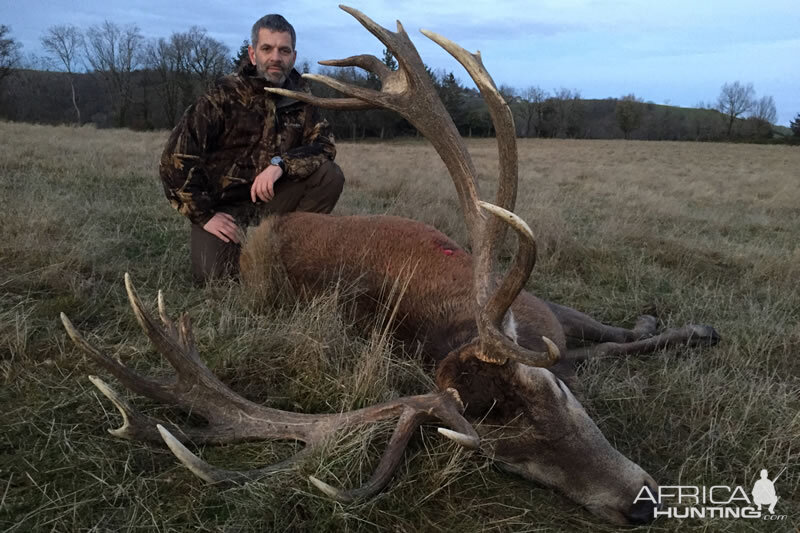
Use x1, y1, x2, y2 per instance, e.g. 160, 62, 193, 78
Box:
5, 0, 799, 125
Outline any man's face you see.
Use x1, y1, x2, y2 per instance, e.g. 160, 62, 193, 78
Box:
248, 29, 297, 86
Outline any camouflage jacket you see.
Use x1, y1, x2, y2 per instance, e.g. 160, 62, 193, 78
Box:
159, 64, 336, 226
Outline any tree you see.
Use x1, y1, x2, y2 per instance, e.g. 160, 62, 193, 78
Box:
184, 27, 230, 89
791, 113, 800, 137
315, 65, 370, 141
84, 21, 144, 127
549, 88, 583, 138
41, 24, 84, 124
231, 39, 249, 72
615, 94, 644, 139
716, 81, 755, 137
145, 37, 182, 127
0, 25, 22, 88
439, 72, 466, 131
514, 86, 547, 137
750, 95, 777, 124
746, 95, 777, 138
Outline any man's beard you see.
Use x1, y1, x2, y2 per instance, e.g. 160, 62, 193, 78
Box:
256, 62, 290, 86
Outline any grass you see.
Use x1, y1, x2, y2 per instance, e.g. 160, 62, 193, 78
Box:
1, 120, 798, 532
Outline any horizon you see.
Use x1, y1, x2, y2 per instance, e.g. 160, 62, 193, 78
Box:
4, 1, 798, 126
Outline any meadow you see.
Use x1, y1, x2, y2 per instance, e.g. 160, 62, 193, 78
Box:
1, 120, 798, 531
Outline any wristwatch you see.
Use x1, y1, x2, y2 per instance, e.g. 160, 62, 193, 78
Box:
270, 155, 286, 174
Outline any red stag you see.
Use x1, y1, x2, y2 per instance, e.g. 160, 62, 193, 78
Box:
61, 6, 718, 525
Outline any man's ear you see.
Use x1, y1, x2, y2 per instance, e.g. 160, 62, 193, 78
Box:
248, 45, 256, 66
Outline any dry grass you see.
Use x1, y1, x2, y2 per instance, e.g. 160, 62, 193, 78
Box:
1, 121, 798, 532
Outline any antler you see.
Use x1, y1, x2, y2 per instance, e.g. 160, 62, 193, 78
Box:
268, 6, 556, 367
266, 5, 483, 244
61, 274, 479, 499
419, 31, 555, 367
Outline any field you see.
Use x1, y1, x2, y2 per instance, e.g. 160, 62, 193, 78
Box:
1, 120, 798, 532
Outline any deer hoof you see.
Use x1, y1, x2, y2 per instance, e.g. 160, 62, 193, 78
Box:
633, 315, 659, 338
689, 325, 721, 346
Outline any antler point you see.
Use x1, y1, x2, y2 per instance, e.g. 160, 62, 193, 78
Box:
542, 336, 561, 362
309, 475, 349, 501
437, 427, 480, 450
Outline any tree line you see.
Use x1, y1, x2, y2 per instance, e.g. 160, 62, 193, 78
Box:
1, 23, 797, 143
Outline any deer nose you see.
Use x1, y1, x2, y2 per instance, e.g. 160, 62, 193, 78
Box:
625, 482, 661, 524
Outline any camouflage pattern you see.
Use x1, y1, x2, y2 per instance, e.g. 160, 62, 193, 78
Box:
159, 63, 336, 226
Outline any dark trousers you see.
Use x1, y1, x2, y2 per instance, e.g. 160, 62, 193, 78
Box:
190, 160, 345, 283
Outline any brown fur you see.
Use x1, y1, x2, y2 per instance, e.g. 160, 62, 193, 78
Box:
240, 212, 565, 363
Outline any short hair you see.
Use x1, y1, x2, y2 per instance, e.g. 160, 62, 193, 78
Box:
251, 14, 296, 49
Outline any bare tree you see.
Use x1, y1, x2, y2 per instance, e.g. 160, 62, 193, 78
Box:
41, 24, 84, 124
750, 95, 777, 124
716, 81, 755, 137
184, 26, 230, 89
549, 87, 583, 138
144, 38, 183, 127
744, 95, 777, 138
84, 21, 144, 127
164, 31, 196, 110
0, 25, 22, 87
615, 94, 644, 139
514, 86, 548, 137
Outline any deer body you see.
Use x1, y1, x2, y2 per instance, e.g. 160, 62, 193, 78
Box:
241, 212, 566, 365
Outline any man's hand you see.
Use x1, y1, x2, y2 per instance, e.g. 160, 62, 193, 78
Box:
203, 212, 240, 244
251, 164, 283, 203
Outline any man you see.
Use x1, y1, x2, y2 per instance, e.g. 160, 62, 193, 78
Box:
160, 14, 345, 283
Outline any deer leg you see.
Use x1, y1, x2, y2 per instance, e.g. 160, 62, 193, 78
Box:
565, 325, 720, 362
545, 301, 659, 347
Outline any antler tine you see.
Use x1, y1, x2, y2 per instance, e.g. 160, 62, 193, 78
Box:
478, 327, 560, 367
263, 88, 375, 110
87, 375, 218, 443
420, 29, 518, 236
305, 388, 479, 502
319, 54, 391, 79
266, 5, 484, 242
124, 273, 210, 376
157, 424, 313, 484
309, 409, 422, 503
337, 5, 415, 75
157, 290, 181, 341
299, 74, 400, 110
478, 202, 535, 328
470, 203, 559, 367
60, 311, 178, 405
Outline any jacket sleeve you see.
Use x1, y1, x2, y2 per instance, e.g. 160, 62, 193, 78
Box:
158, 93, 225, 226
281, 105, 336, 181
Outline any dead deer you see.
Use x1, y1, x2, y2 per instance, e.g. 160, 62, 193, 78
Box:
60, 6, 719, 525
